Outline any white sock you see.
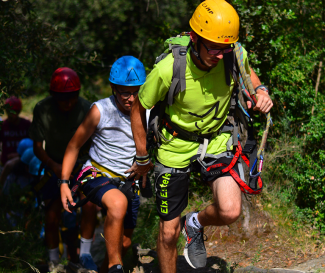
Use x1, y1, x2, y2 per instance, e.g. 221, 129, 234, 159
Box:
48, 247, 60, 261
80, 237, 93, 257
61, 244, 68, 260
187, 212, 203, 229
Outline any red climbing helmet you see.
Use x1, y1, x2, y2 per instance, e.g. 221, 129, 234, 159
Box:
50, 67, 81, 93
5, 96, 22, 113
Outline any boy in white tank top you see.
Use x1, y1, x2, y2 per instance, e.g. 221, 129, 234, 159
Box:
59, 56, 148, 273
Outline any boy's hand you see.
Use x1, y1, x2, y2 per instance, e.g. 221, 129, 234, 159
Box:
60, 183, 75, 213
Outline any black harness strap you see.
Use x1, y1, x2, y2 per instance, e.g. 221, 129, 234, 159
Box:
68, 176, 122, 211
162, 114, 216, 143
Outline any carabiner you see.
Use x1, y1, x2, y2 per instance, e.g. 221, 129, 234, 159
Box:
249, 155, 263, 178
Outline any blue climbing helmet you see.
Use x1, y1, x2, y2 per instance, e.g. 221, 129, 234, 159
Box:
109, 56, 146, 86
21, 147, 35, 165
17, 138, 33, 156
29, 156, 44, 176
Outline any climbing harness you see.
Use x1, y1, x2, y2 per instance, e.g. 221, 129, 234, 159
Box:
67, 165, 137, 211
147, 33, 272, 195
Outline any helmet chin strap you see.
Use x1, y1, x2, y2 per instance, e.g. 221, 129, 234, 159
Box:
112, 88, 122, 107
189, 39, 208, 67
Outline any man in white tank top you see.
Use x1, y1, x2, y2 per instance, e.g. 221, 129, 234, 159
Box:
59, 56, 148, 273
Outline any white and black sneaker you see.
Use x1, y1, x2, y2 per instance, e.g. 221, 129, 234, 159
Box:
181, 212, 207, 269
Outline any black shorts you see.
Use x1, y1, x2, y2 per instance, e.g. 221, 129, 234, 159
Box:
155, 157, 239, 221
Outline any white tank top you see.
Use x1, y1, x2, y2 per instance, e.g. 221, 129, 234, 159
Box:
83, 95, 149, 177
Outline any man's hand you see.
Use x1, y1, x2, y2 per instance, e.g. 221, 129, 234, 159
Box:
125, 161, 154, 188
50, 161, 63, 178
60, 183, 75, 213
49, 160, 73, 180
247, 91, 273, 114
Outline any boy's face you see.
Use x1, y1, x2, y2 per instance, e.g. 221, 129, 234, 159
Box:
112, 84, 140, 113
6, 110, 19, 123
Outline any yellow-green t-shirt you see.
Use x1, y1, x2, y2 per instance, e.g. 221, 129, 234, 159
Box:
138, 49, 251, 168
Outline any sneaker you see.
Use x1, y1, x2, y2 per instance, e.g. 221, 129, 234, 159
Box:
48, 260, 66, 273
181, 212, 207, 269
79, 254, 98, 271
108, 264, 123, 273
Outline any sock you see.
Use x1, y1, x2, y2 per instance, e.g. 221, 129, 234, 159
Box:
80, 237, 93, 257
187, 212, 203, 229
48, 247, 60, 261
61, 244, 68, 260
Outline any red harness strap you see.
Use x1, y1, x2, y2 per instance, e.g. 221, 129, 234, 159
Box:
206, 142, 263, 195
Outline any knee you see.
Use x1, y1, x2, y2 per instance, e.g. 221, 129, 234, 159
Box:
160, 225, 179, 246
218, 204, 241, 225
105, 197, 128, 220
45, 209, 60, 227
82, 201, 97, 215
123, 236, 132, 250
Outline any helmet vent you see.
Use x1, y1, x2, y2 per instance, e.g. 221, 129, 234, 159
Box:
201, 29, 203, 32
206, 21, 208, 24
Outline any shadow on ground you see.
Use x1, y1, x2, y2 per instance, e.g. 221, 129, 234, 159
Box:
137, 255, 236, 273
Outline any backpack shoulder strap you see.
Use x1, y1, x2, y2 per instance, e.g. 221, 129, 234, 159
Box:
167, 45, 188, 106
223, 47, 238, 86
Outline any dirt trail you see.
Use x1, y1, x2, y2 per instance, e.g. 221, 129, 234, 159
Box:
131, 195, 325, 273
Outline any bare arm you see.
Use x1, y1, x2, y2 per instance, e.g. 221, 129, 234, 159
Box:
128, 96, 153, 184
33, 141, 64, 178
61, 105, 100, 180
130, 96, 148, 156
60, 105, 100, 212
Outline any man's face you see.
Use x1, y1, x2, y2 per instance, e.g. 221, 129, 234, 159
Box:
55, 95, 79, 112
113, 85, 140, 112
198, 37, 231, 69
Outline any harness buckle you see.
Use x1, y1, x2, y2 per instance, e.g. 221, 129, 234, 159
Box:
179, 48, 187, 56
189, 135, 199, 141
197, 158, 207, 170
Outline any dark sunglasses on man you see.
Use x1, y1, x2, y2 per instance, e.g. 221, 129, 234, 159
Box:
201, 40, 234, 55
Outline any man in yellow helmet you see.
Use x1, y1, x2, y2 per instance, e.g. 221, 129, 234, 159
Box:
130, 0, 273, 272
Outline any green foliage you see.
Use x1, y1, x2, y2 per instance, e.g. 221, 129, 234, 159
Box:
231, 0, 325, 230
30, 0, 200, 91
0, 0, 76, 97
0, 185, 46, 271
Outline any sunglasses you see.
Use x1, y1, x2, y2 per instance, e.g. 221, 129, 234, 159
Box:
115, 87, 139, 99
201, 41, 233, 55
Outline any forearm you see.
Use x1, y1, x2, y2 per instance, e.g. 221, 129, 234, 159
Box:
131, 97, 148, 156
33, 141, 55, 168
7, 152, 19, 160
61, 143, 79, 180
250, 67, 262, 89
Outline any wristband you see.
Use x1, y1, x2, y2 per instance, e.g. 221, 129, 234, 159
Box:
135, 154, 150, 160
57, 179, 70, 187
255, 85, 269, 94
135, 159, 151, 166
136, 159, 150, 163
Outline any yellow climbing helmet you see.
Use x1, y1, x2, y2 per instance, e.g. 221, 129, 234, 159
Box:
189, 0, 240, 44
